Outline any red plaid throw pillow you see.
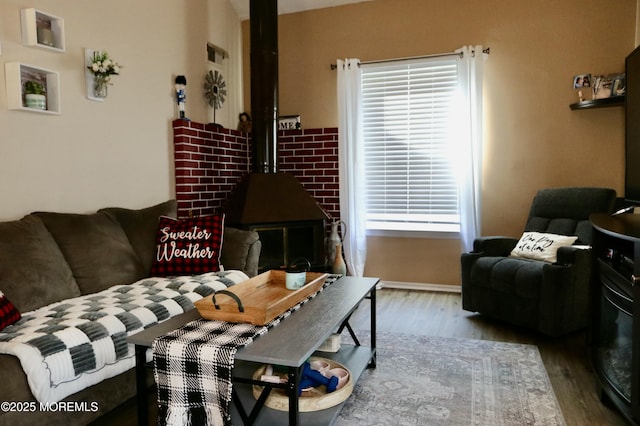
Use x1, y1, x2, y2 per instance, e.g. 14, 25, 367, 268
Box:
0, 291, 21, 331
150, 215, 225, 277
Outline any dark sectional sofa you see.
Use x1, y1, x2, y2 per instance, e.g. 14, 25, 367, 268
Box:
0, 200, 261, 425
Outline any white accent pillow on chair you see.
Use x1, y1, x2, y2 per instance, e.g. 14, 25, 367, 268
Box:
509, 232, 578, 263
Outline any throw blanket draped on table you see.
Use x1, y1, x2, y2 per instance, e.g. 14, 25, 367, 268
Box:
0, 271, 249, 403
153, 275, 339, 426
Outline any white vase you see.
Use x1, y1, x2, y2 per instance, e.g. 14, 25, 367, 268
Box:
332, 243, 347, 275
25, 94, 46, 110
326, 220, 346, 265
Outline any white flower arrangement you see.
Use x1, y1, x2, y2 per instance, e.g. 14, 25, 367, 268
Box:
88, 50, 122, 84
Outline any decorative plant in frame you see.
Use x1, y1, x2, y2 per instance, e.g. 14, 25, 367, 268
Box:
24, 80, 46, 110
204, 70, 227, 126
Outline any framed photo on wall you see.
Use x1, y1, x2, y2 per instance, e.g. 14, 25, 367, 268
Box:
593, 74, 617, 99
573, 73, 591, 89
612, 74, 626, 96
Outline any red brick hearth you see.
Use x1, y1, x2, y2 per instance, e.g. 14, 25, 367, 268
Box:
172, 119, 341, 221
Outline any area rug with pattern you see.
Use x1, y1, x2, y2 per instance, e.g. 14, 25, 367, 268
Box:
335, 332, 566, 426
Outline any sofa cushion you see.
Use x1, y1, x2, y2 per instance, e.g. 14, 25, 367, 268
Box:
0, 291, 21, 331
471, 256, 543, 299
99, 200, 177, 275
150, 215, 224, 277
33, 211, 146, 295
0, 215, 80, 312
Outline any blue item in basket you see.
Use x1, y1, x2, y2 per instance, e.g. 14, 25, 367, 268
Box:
298, 362, 339, 395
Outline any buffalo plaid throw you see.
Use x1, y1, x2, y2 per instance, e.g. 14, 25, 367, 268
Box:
152, 274, 339, 426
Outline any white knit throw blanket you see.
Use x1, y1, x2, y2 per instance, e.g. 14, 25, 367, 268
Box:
0, 271, 248, 404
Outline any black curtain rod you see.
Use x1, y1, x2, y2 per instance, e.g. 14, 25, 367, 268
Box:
330, 47, 490, 70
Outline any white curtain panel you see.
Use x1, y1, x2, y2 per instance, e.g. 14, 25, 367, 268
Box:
455, 46, 487, 252
337, 58, 367, 277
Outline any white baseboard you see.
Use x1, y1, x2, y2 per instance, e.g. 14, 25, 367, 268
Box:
380, 280, 462, 293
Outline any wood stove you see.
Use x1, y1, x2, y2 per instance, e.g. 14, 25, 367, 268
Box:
248, 221, 326, 271
222, 0, 329, 272
223, 172, 329, 272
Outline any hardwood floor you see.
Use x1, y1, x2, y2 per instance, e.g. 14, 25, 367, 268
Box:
96, 288, 627, 425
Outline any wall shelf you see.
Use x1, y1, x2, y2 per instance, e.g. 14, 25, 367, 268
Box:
570, 96, 625, 110
20, 8, 65, 52
5, 62, 61, 114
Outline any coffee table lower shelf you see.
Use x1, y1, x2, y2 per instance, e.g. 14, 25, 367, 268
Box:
231, 344, 375, 425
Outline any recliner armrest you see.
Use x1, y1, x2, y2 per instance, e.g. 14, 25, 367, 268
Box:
554, 245, 591, 266
471, 236, 518, 256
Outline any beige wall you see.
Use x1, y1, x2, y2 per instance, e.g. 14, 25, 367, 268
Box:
637, 0, 640, 45
0, 0, 242, 220
1, 0, 636, 287
243, 0, 636, 286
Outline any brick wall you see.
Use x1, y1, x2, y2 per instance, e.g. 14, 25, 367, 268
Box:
173, 120, 249, 218
172, 120, 341, 221
278, 127, 340, 221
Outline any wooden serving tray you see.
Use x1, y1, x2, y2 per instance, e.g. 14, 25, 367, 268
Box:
195, 270, 329, 325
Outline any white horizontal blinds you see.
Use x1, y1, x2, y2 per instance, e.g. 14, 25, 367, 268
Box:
361, 57, 460, 232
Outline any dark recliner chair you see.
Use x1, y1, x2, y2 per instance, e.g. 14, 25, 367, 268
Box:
461, 187, 617, 336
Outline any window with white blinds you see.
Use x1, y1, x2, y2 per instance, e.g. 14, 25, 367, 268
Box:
361, 56, 460, 233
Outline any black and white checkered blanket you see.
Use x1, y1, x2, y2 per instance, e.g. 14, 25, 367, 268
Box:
153, 274, 339, 426
0, 270, 249, 403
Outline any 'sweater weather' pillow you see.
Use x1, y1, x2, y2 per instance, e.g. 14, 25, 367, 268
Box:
150, 214, 225, 277
510, 231, 578, 263
0, 291, 21, 332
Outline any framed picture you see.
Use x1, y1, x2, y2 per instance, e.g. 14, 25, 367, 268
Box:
593, 74, 615, 99
573, 73, 591, 89
612, 74, 626, 97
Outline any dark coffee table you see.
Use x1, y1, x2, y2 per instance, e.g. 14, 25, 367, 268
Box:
127, 275, 378, 425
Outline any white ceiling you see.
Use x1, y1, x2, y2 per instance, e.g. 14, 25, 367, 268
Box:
230, 0, 374, 20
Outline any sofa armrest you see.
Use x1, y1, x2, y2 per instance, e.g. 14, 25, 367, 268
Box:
471, 236, 519, 256
243, 239, 261, 278
221, 227, 261, 277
